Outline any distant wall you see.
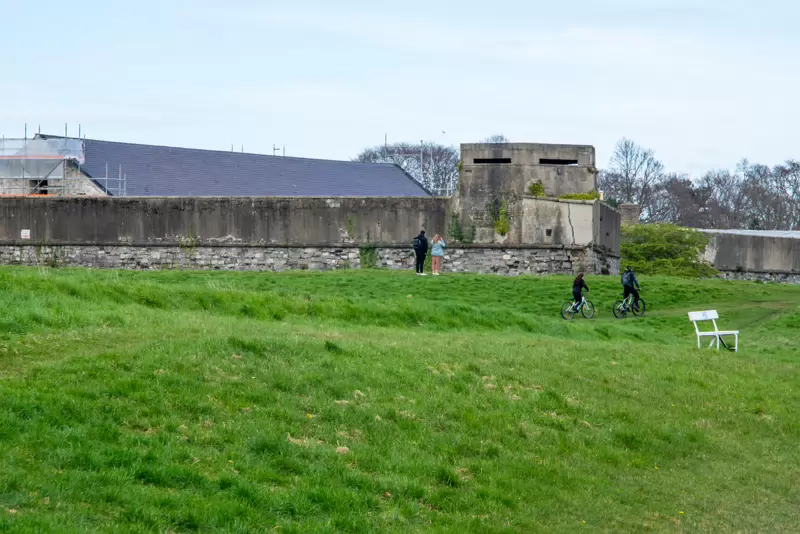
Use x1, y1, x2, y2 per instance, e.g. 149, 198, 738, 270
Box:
618, 204, 641, 225
0, 196, 448, 246
703, 232, 800, 275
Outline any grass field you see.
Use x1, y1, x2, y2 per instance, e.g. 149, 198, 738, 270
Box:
0, 266, 798, 533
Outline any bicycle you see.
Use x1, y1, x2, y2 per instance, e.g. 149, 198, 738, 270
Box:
612, 292, 646, 319
561, 295, 595, 320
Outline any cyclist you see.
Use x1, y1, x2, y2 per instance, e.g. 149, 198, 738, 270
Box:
571, 273, 589, 312
621, 266, 641, 311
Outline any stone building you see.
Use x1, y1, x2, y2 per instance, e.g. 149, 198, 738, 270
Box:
0, 139, 621, 275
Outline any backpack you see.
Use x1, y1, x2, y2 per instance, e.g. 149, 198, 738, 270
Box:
413, 237, 422, 250
622, 271, 633, 286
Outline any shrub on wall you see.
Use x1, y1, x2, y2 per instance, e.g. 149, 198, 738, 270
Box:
528, 181, 546, 196
359, 232, 379, 269
559, 190, 600, 201
448, 213, 476, 244
621, 223, 718, 278
493, 199, 511, 236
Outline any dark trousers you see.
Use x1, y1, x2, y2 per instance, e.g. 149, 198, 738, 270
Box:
415, 251, 426, 273
623, 286, 640, 307
572, 290, 582, 307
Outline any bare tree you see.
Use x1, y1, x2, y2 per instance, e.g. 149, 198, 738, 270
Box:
354, 142, 459, 196
647, 173, 712, 226
598, 138, 665, 220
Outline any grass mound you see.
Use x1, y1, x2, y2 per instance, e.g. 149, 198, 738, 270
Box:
0, 267, 798, 532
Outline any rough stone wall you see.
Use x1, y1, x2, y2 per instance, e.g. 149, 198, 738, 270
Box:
715, 270, 800, 285
0, 244, 597, 276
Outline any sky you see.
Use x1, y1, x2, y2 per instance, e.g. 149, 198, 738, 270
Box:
1, 0, 797, 176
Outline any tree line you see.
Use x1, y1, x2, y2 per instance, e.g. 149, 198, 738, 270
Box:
355, 137, 798, 231
598, 138, 800, 231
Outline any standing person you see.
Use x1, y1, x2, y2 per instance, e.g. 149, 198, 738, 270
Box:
413, 230, 428, 276
431, 234, 446, 276
571, 273, 589, 312
621, 266, 641, 310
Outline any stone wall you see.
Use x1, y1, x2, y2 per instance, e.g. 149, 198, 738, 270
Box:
715, 270, 800, 285
0, 243, 596, 276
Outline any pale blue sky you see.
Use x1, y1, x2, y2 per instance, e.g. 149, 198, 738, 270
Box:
1, 0, 797, 176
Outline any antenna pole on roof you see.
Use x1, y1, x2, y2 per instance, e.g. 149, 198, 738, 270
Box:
24, 123, 27, 140
78, 124, 81, 139
65, 123, 68, 139
241, 145, 244, 153
38, 124, 41, 135
231, 144, 233, 152
283, 146, 285, 157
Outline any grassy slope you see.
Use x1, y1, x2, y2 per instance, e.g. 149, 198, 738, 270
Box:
0, 267, 798, 533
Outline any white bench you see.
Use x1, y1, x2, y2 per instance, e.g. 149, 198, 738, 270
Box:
688, 310, 739, 352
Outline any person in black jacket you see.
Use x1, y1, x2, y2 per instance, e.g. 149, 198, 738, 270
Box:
413, 230, 428, 276
571, 273, 589, 311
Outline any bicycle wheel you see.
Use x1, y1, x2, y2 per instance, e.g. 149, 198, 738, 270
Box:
581, 300, 596, 319
561, 302, 576, 320
632, 299, 646, 316
612, 300, 627, 319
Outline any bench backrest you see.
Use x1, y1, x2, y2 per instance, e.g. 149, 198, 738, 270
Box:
689, 310, 719, 333
688, 310, 719, 322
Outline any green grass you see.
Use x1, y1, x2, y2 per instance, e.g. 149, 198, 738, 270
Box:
0, 267, 799, 533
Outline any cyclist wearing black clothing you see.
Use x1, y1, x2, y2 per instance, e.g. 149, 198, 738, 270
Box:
621, 266, 641, 309
572, 273, 589, 311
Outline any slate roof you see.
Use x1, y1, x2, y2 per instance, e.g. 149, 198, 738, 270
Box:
37, 135, 431, 197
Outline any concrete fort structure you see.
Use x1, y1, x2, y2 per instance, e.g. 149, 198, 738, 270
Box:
0, 140, 620, 275
701, 229, 800, 284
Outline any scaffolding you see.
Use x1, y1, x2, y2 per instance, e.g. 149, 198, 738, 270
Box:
0, 135, 126, 196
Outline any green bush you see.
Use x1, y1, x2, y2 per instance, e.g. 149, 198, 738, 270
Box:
448, 213, 475, 244
528, 181, 546, 196
493, 199, 510, 236
559, 190, 600, 201
359, 232, 379, 269
621, 224, 718, 278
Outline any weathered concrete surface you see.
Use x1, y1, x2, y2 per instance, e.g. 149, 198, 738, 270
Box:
702, 231, 800, 274
594, 201, 621, 256
456, 143, 598, 245
0, 196, 448, 247
521, 198, 594, 246
618, 204, 641, 225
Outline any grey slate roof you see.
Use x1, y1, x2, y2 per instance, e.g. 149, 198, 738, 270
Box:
38, 135, 431, 197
